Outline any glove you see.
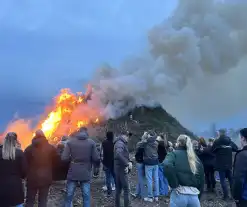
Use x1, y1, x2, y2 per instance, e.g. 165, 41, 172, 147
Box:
128, 162, 133, 171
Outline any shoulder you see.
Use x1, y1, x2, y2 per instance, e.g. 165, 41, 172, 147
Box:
16, 148, 24, 157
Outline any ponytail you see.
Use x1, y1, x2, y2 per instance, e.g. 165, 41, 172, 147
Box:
185, 136, 198, 174
177, 134, 198, 174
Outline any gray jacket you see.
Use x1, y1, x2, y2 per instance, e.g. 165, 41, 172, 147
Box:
138, 136, 159, 165
61, 132, 100, 181
114, 136, 130, 170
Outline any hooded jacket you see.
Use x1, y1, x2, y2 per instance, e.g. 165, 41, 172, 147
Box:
62, 131, 100, 181
0, 146, 27, 207
212, 135, 238, 171
232, 146, 247, 201
24, 135, 59, 187
102, 133, 114, 169
114, 136, 130, 170
137, 135, 159, 165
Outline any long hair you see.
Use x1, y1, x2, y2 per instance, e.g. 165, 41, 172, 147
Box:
2, 132, 18, 160
177, 134, 198, 174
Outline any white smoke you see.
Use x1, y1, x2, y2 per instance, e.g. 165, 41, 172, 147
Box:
88, 0, 247, 128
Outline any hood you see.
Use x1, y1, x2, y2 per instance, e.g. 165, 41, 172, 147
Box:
219, 135, 231, 145
75, 131, 89, 140
32, 136, 48, 147
114, 136, 127, 144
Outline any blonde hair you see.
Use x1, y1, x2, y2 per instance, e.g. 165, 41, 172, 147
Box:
177, 134, 198, 174
2, 132, 17, 160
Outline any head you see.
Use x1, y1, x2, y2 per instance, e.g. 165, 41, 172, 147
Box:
192, 140, 199, 150
177, 134, 198, 174
106, 131, 114, 141
239, 128, 247, 147
78, 127, 88, 133
34, 129, 46, 139
168, 141, 173, 148
121, 131, 131, 142
208, 138, 214, 146
2, 132, 18, 160
218, 129, 226, 137
199, 137, 207, 147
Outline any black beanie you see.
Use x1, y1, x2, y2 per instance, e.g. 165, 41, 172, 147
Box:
240, 128, 247, 140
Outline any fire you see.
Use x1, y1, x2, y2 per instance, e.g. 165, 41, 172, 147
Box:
1, 87, 101, 149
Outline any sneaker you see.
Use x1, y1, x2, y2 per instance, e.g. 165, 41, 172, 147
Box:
111, 184, 115, 191
144, 197, 153, 202
102, 186, 107, 191
154, 197, 159, 202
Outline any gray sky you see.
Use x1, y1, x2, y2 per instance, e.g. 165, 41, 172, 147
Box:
0, 0, 176, 128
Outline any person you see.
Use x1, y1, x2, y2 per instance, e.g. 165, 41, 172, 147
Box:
62, 127, 100, 207
232, 128, 247, 207
101, 131, 115, 196
211, 129, 238, 200
164, 134, 204, 207
136, 131, 159, 202
198, 140, 216, 192
167, 141, 174, 152
93, 142, 101, 178
114, 131, 132, 207
24, 130, 59, 207
157, 134, 169, 196
0, 132, 27, 207
198, 137, 207, 150
132, 132, 147, 199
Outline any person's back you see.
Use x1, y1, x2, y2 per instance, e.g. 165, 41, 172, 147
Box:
232, 128, 247, 207
114, 134, 131, 207
212, 135, 237, 171
164, 135, 204, 207
211, 129, 238, 200
62, 127, 100, 207
0, 132, 27, 207
25, 130, 59, 207
102, 131, 115, 195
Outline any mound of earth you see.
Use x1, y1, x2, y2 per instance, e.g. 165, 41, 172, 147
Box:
88, 106, 196, 151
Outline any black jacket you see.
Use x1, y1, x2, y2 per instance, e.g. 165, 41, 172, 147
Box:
135, 141, 144, 163
211, 135, 238, 171
232, 146, 247, 201
24, 136, 60, 187
157, 141, 167, 163
196, 146, 215, 169
0, 147, 27, 207
102, 139, 114, 169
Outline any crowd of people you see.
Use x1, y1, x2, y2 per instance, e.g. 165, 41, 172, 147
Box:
1, 126, 247, 207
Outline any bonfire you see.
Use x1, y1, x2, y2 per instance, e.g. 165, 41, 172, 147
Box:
1, 86, 101, 149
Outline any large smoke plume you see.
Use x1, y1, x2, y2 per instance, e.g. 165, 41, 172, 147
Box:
89, 0, 247, 128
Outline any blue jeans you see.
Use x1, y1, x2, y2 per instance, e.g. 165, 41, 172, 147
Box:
135, 163, 145, 198
65, 181, 90, 207
158, 165, 169, 196
170, 191, 200, 207
16, 205, 24, 207
105, 167, 115, 194
219, 169, 232, 197
145, 165, 159, 198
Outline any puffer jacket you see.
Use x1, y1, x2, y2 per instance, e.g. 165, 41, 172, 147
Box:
137, 136, 159, 165
212, 135, 238, 171
62, 131, 100, 181
114, 136, 130, 171
163, 147, 204, 198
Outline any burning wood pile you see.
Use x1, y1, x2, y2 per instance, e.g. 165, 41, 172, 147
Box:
1, 86, 102, 149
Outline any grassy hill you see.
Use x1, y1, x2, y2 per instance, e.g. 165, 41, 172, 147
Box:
90, 106, 196, 151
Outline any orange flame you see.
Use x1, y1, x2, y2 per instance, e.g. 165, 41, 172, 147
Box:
1, 87, 101, 149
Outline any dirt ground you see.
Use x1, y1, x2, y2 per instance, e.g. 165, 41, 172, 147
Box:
45, 165, 236, 207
